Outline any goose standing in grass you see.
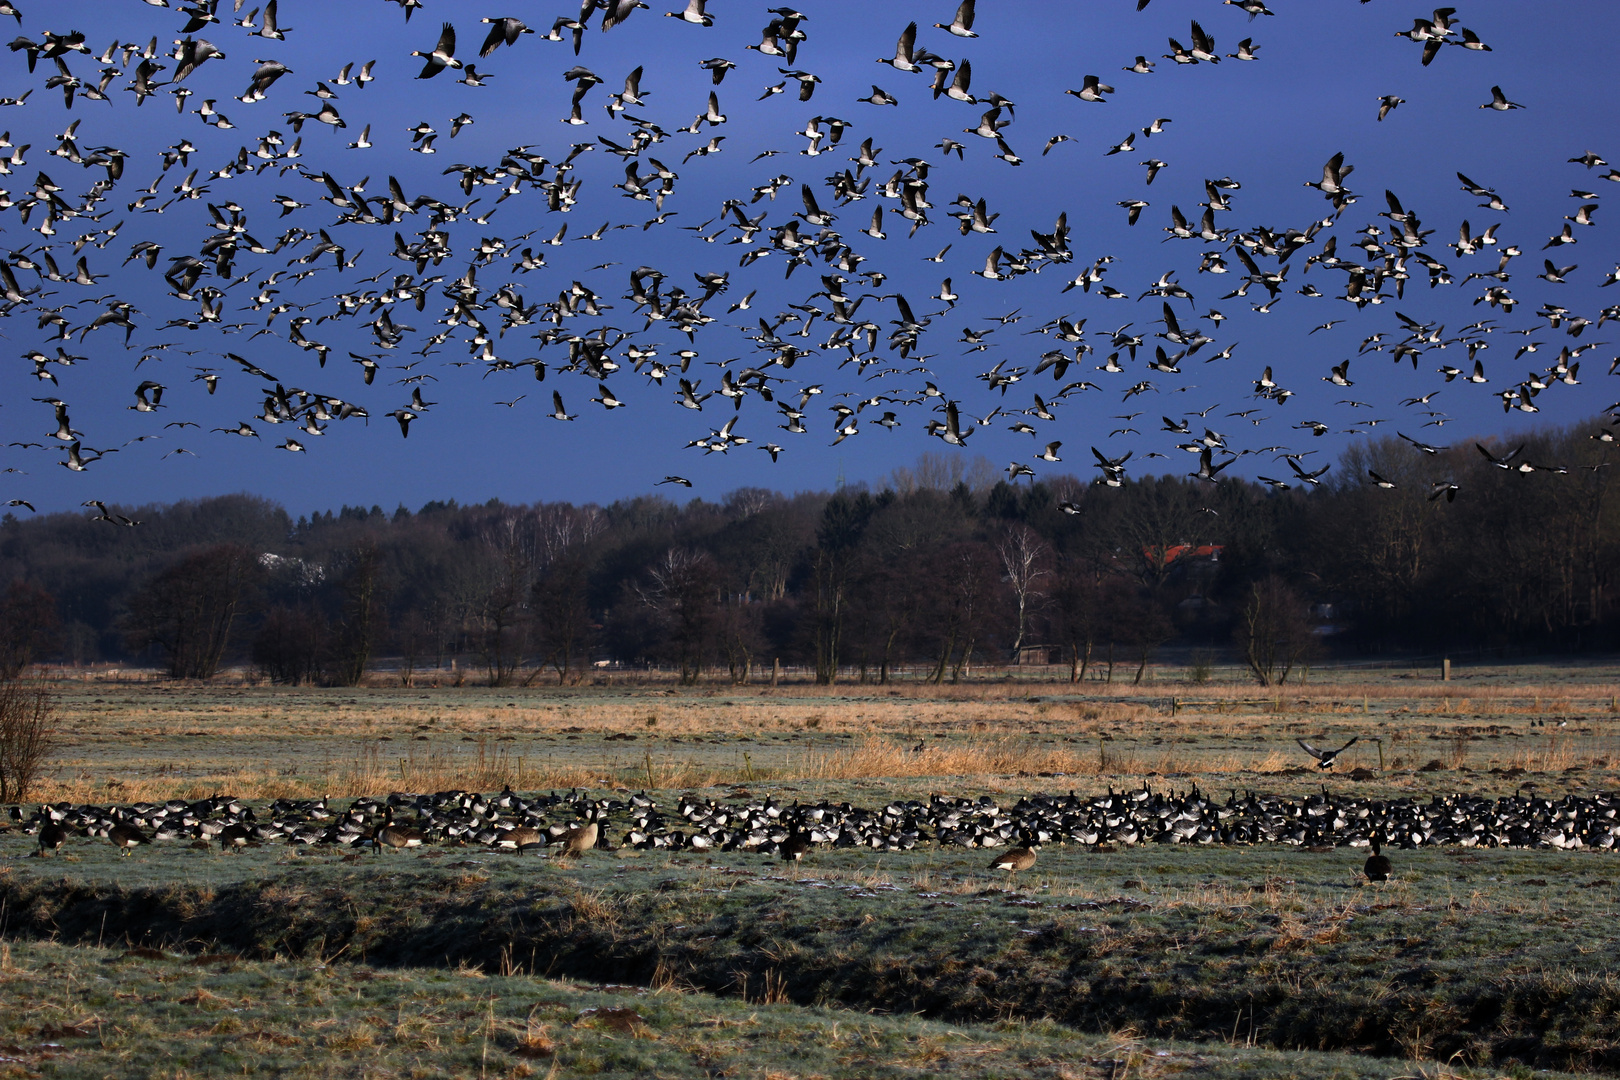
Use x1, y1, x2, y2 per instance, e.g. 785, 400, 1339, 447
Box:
374, 807, 425, 853
499, 825, 544, 852
781, 832, 812, 862
109, 820, 150, 856
558, 816, 599, 857
38, 821, 68, 856
989, 840, 1038, 884
217, 822, 253, 852
1364, 835, 1392, 882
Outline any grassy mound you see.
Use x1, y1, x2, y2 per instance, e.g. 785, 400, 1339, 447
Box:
4, 839, 1618, 1073
5, 937, 1558, 1080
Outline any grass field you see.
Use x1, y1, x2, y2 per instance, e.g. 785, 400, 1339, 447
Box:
28, 659, 1620, 803
2, 663, 1619, 1077
6, 937, 1576, 1080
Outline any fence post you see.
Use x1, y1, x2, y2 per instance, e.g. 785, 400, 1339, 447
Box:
1171, 697, 1179, 717
771, 658, 780, 687
1442, 658, 1451, 682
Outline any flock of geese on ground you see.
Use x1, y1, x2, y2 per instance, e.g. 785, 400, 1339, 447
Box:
11, 776, 1619, 885
0, 1, 1614, 510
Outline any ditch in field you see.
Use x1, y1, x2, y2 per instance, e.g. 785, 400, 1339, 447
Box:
4, 839, 1618, 1074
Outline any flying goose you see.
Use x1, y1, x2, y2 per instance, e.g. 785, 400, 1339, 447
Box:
1190, 446, 1232, 483
1306, 152, 1353, 197
972, 246, 1006, 280
1480, 85, 1523, 111
666, 0, 712, 27
1066, 75, 1113, 103
699, 57, 735, 84
1476, 442, 1524, 469
879, 22, 922, 73
412, 23, 461, 78
1297, 737, 1358, 770
934, 0, 976, 38
933, 400, 973, 446
1288, 458, 1330, 486
966, 105, 1008, 140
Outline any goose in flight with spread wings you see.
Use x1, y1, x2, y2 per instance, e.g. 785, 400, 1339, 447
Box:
1297, 737, 1358, 770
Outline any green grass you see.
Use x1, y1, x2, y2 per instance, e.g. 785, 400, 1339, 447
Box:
0, 936, 1587, 1080
5, 832, 1620, 1073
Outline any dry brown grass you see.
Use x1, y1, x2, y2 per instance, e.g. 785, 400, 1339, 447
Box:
794, 735, 1295, 781
20, 667, 1619, 802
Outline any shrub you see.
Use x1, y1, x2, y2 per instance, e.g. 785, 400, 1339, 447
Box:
0, 676, 55, 802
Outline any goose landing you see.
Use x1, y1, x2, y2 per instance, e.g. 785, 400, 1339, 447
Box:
1297, 737, 1358, 770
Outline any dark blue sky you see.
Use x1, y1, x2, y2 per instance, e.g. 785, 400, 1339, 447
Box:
0, 0, 1615, 516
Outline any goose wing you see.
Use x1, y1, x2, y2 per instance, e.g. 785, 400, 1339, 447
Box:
893, 20, 916, 64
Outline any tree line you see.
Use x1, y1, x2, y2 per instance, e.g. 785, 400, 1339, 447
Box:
0, 419, 1613, 687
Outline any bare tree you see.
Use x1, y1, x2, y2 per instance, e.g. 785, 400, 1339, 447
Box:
1051, 566, 1103, 683
921, 541, 1001, 683
715, 592, 764, 684
1109, 582, 1174, 685
332, 541, 387, 686
811, 493, 875, 684
1237, 576, 1319, 686
472, 513, 540, 686
997, 524, 1051, 662
0, 580, 61, 679
639, 548, 719, 685
533, 556, 593, 685
123, 545, 260, 679
393, 609, 430, 687
0, 675, 55, 802
252, 605, 328, 685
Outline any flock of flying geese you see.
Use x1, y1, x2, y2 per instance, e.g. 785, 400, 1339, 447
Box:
15, 762, 1620, 886
0, 0, 1613, 513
